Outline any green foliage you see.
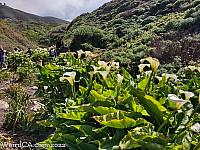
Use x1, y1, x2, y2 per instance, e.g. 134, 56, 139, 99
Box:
31, 54, 200, 149
4, 84, 30, 131
63, 0, 200, 64
67, 25, 107, 51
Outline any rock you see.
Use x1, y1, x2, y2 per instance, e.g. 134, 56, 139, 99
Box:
0, 100, 9, 111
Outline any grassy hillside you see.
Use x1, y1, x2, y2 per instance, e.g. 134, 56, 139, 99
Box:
0, 4, 67, 24
0, 20, 37, 50
64, 0, 200, 64
0, 4, 69, 50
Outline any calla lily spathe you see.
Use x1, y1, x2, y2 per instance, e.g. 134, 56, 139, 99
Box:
60, 72, 76, 85
98, 61, 108, 69
77, 50, 85, 58
168, 94, 187, 109
140, 57, 160, 72
179, 90, 194, 100
97, 71, 109, 80
187, 65, 200, 72
162, 73, 178, 81
117, 74, 124, 85
138, 64, 151, 73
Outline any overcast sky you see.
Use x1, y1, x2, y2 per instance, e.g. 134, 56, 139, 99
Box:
0, 0, 111, 21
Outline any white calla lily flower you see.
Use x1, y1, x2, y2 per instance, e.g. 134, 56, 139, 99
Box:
117, 74, 124, 84
162, 73, 178, 81
144, 70, 152, 76
138, 64, 151, 73
98, 71, 109, 80
91, 65, 100, 73
187, 65, 200, 72
168, 94, 186, 103
140, 57, 160, 72
98, 61, 108, 69
77, 50, 85, 58
179, 90, 194, 100
60, 72, 76, 85
168, 94, 187, 109
111, 61, 120, 70
155, 76, 163, 81
85, 51, 93, 57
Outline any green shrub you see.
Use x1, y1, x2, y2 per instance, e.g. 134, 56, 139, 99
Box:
69, 25, 107, 51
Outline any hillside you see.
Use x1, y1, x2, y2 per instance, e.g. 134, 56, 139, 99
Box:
0, 4, 70, 50
65, 0, 200, 64
0, 20, 37, 50
0, 3, 67, 24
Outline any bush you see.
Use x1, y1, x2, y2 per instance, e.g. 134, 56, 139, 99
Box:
4, 84, 30, 131
69, 25, 107, 51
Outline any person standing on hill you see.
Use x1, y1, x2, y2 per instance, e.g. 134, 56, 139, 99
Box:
0, 46, 7, 69
26, 48, 32, 58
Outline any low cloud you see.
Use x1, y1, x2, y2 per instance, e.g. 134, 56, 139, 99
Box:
1, 0, 111, 20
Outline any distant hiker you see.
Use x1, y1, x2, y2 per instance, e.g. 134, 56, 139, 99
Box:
49, 47, 55, 61
26, 48, 32, 58
0, 47, 7, 69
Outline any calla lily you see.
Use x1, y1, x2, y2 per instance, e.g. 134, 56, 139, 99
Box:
179, 90, 194, 100
162, 73, 178, 81
60, 72, 76, 85
85, 51, 93, 57
138, 64, 151, 72
140, 57, 160, 72
144, 70, 152, 76
117, 74, 124, 85
168, 94, 187, 109
98, 71, 109, 80
77, 50, 85, 58
91, 65, 100, 73
155, 76, 163, 81
98, 61, 108, 69
187, 65, 200, 72
111, 61, 120, 70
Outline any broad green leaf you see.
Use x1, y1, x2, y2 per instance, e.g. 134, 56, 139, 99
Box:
90, 90, 107, 101
120, 125, 168, 150
124, 96, 149, 116
57, 110, 86, 121
93, 111, 147, 129
131, 89, 167, 124
138, 76, 150, 91
93, 106, 117, 115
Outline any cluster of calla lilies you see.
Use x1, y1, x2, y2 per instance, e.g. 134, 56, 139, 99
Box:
59, 58, 121, 85
138, 57, 199, 109
59, 55, 198, 110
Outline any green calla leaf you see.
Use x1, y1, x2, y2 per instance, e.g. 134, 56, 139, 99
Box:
93, 111, 148, 129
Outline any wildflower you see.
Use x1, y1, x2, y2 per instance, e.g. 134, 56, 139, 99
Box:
162, 73, 178, 81
185, 65, 200, 72
155, 76, 163, 82
111, 61, 120, 70
140, 57, 160, 72
117, 74, 123, 85
168, 94, 187, 109
138, 64, 150, 73
60, 72, 76, 85
98, 71, 109, 80
98, 61, 108, 69
85, 51, 93, 57
179, 90, 194, 100
77, 50, 85, 59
